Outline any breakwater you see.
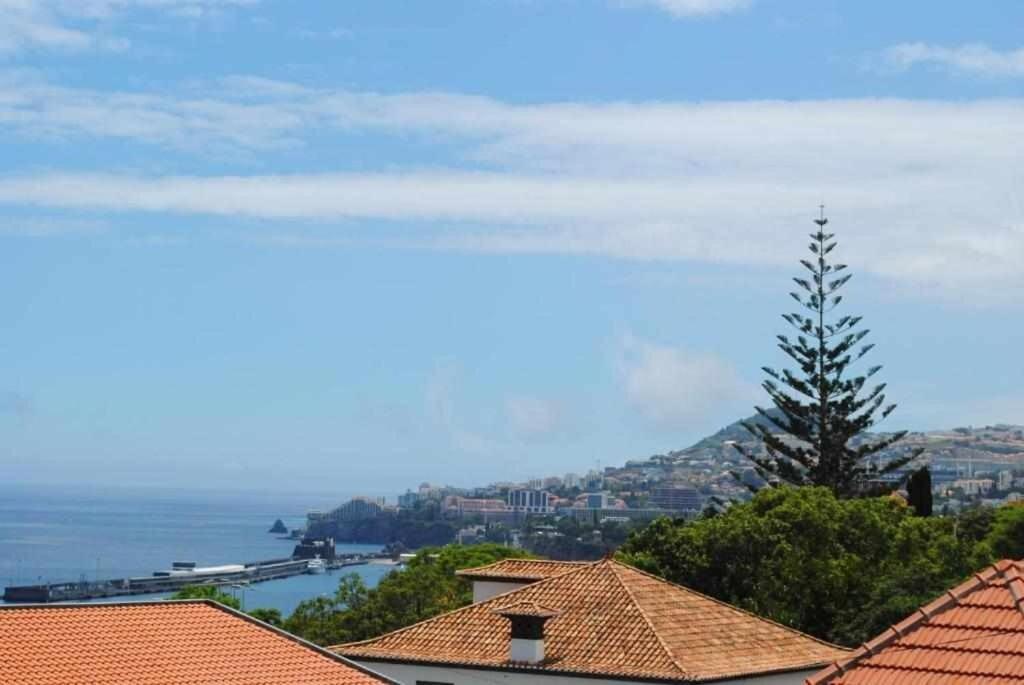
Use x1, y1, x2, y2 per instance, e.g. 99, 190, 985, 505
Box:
3, 557, 311, 603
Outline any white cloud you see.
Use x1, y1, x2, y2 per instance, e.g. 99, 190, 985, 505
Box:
0, 0, 257, 55
618, 334, 755, 430
2, 74, 1024, 294
505, 395, 570, 441
614, 0, 752, 18
884, 42, 1024, 78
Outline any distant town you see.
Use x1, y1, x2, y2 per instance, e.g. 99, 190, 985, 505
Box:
296, 418, 1024, 560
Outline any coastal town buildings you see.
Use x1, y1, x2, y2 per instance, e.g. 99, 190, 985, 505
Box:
0, 600, 392, 685
807, 558, 1024, 684
335, 559, 847, 685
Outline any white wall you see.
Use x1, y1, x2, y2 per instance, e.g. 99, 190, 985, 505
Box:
350, 659, 820, 685
472, 580, 530, 603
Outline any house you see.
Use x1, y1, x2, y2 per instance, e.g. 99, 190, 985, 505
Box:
807, 558, 1024, 684
335, 558, 848, 684
455, 558, 588, 602
0, 599, 393, 685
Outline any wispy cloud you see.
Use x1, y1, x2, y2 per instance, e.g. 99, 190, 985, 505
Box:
0, 0, 258, 55
617, 334, 755, 430
883, 42, 1024, 78
613, 0, 752, 18
2, 73, 1024, 294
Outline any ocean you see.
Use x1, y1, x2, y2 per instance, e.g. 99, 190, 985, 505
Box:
0, 482, 394, 616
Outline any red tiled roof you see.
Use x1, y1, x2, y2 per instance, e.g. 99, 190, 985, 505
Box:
337, 559, 847, 682
807, 559, 1024, 684
493, 601, 563, 619
455, 558, 588, 582
0, 600, 392, 685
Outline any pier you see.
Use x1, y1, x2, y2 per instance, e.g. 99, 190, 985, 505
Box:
3, 557, 312, 603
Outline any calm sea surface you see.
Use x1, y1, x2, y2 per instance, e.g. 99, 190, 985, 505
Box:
0, 482, 393, 615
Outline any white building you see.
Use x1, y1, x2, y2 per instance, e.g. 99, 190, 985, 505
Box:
953, 478, 995, 496
507, 489, 554, 514
336, 559, 847, 685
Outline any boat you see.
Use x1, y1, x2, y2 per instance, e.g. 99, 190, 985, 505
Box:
307, 557, 326, 574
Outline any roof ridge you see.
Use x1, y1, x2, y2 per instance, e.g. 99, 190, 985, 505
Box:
606, 560, 690, 679
462, 557, 586, 570
455, 558, 589, 578
334, 560, 600, 651
611, 560, 846, 652
804, 559, 1017, 685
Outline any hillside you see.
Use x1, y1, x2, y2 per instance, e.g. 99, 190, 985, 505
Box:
606, 416, 1024, 502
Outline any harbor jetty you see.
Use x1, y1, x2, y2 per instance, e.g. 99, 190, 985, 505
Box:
2, 535, 383, 604
3, 557, 311, 603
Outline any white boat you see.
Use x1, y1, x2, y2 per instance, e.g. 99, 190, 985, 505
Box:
307, 557, 326, 574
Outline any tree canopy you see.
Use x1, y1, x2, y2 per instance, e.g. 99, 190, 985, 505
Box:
618, 486, 994, 646
735, 211, 915, 496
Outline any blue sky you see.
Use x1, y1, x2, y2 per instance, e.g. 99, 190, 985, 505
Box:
1, 0, 1022, 494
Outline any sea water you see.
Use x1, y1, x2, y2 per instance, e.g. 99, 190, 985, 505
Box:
0, 482, 394, 616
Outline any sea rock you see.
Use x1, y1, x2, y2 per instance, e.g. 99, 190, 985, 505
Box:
268, 519, 288, 534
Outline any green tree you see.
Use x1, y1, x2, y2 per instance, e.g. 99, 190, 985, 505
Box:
906, 466, 933, 517
735, 210, 915, 496
170, 584, 242, 610
984, 503, 1024, 559
284, 544, 531, 646
618, 486, 989, 645
248, 607, 283, 626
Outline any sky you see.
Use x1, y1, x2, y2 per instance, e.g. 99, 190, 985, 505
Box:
1, 0, 1022, 495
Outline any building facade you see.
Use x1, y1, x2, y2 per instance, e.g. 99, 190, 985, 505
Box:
506, 489, 553, 514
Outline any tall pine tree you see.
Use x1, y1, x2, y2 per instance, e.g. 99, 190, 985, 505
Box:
735, 209, 916, 497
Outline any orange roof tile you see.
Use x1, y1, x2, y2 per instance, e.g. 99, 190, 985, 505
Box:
0, 600, 392, 685
807, 559, 1024, 684
455, 558, 588, 582
337, 559, 847, 682
493, 601, 563, 619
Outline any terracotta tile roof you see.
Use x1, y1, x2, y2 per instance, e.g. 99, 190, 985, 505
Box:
493, 601, 563, 619
337, 559, 847, 682
455, 558, 588, 582
807, 559, 1024, 684
0, 600, 392, 685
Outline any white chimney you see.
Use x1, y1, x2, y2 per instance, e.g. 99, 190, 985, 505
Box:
494, 602, 561, 665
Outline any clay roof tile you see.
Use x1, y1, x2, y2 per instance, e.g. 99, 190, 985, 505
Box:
807, 559, 1024, 684
0, 600, 391, 685
337, 559, 847, 682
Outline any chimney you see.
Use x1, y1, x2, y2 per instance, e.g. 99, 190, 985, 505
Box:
494, 602, 561, 665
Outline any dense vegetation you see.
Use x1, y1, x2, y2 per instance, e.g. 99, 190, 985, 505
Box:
522, 516, 640, 560
283, 543, 530, 645
307, 505, 458, 549
618, 486, 1024, 646
736, 213, 914, 495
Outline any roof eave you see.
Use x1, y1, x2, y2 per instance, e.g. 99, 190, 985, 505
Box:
340, 651, 836, 684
